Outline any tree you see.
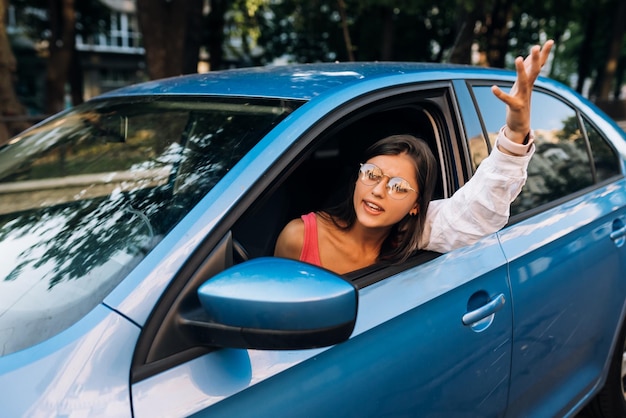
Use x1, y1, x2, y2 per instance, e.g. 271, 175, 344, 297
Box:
7, 0, 625, 106
252, 0, 345, 64
135, 0, 204, 79
207, 0, 227, 70
44, 0, 75, 114
11, 0, 110, 113
448, 1, 485, 64
0, 0, 28, 145
596, 0, 626, 100
337, 0, 354, 61
181, 0, 626, 101
253, 0, 455, 64
481, 0, 515, 68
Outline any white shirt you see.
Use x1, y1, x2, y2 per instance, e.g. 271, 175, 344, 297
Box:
421, 126, 535, 253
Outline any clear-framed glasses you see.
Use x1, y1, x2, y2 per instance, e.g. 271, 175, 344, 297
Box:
358, 163, 417, 200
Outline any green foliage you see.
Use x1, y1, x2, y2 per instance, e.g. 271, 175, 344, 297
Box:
218, 0, 624, 96
251, 0, 346, 64
8, 0, 626, 98
248, 0, 462, 64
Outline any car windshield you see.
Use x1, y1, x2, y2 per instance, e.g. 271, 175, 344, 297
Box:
0, 96, 302, 356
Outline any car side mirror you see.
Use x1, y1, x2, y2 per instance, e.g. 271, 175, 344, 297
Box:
180, 257, 358, 350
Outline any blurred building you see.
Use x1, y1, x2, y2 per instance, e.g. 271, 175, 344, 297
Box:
76, 0, 146, 100
8, 0, 146, 114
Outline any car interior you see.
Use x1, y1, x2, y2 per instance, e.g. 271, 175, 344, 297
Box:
231, 103, 448, 282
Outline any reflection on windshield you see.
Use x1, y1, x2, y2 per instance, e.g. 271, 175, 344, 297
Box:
0, 96, 301, 356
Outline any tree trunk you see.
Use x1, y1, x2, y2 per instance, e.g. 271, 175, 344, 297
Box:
379, 6, 394, 61
337, 0, 354, 61
483, 0, 514, 68
183, 0, 204, 74
596, 0, 626, 100
575, 3, 597, 94
614, 56, 625, 99
208, 0, 227, 70
45, 0, 76, 115
136, 0, 185, 79
448, 1, 484, 64
136, 0, 203, 79
69, 46, 83, 106
0, 0, 28, 144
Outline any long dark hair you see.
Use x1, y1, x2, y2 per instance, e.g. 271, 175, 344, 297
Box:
321, 134, 438, 263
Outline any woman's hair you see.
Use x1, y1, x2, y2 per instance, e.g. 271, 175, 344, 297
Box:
322, 134, 438, 263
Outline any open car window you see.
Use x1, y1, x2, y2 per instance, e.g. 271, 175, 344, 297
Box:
232, 97, 450, 284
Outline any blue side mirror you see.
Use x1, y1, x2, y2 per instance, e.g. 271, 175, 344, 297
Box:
183, 257, 358, 350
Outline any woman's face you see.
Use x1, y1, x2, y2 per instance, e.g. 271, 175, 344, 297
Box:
353, 153, 419, 230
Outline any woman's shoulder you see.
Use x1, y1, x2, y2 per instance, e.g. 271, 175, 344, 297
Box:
283, 217, 306, 236
274, 217, 306, 259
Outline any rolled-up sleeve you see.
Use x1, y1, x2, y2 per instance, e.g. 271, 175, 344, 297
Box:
420, 127, 535, 253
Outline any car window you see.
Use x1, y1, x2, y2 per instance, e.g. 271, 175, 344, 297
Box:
0, 97, 302, 356
233, 103, 447, 264
472, 86, 596, 215
584, 117, 621, 182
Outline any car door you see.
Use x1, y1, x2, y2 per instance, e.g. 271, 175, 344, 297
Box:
129, 84, 516, 417
471, 83, 626, 417
131, 240, 513, 418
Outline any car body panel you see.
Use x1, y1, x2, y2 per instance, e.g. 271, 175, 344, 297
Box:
499, 180, 626, 417
133, 236, 513, 417
0, 304, 138, 417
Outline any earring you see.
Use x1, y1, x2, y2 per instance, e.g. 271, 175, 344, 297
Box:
409, 208, 418, 216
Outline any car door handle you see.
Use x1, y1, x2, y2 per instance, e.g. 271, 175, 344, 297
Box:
610, 220, 626, 247
610, 226, 626, 241
462, 293, 506, 326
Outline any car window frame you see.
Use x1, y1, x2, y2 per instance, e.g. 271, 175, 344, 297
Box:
130, 81, 474, 382
580, 113, 623, 185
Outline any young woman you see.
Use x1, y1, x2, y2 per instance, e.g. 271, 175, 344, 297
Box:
275, 40, 554, 275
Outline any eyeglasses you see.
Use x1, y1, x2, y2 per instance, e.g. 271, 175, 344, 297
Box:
358, 163, 417, 200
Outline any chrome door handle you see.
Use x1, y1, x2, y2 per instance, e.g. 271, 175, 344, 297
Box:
462, 293, 506, 326
610, 220, 626, 248
610, 226, 626, 240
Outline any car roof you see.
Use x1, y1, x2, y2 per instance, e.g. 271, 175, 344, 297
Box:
99, 62, 515, 101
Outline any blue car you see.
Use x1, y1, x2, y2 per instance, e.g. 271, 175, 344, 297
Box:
2, 62, 626, 417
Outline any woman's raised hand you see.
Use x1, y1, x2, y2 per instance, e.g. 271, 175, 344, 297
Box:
491, 40, 554, 144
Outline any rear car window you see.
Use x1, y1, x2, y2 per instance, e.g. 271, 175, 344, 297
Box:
470, 86, 610, 215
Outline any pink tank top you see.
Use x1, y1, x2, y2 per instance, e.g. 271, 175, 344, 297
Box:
300, 212, 322, 266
